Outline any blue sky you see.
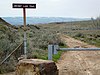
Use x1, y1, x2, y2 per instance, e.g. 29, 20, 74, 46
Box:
0, 0, 100, 18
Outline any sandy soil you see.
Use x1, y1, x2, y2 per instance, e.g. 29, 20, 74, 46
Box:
57, 34, 100, 75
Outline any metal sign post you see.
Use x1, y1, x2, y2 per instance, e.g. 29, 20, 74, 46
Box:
13, 3, 36, 59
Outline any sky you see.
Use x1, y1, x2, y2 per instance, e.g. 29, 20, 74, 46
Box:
0, 0, 100, 18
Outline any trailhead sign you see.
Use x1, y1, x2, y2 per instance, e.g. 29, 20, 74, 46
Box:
12, 3, 36, 58
13, 3, 36, 8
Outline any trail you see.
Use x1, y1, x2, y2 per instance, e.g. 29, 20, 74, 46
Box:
57, 34, 100, 75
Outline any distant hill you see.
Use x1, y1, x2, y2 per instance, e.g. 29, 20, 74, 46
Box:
0, 17, 11, 26
0, 17, 17, 29
2, 17, 90, 25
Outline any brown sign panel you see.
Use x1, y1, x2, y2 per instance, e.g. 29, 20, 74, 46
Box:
13, 3, 36, 8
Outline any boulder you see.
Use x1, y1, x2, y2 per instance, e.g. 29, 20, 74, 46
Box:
15, 59, 58, 75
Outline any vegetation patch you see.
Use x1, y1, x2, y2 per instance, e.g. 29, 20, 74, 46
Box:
52, 51, 63, 62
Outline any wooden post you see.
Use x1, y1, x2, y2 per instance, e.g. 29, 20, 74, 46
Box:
13, 3, 36, 59
23, 8, 26, 30
48, 45, 53, 60
23, 8, 27, 59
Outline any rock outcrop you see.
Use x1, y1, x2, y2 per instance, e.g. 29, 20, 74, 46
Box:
15, 59, 58, 75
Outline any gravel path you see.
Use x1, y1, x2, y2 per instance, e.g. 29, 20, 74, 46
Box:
57, 34, 100, 75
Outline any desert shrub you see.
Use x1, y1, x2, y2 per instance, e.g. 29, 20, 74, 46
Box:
0, 56, 17, 74
95, 35, 100, 38
0, 25, 7, 33
0, 27, 21, 74
74, 33, 84, 38
59, 42, 66, 47
97, 35, 100, 37
28, 32, 33, 38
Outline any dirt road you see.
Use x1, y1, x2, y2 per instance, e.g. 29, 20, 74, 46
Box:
57, 34, 100, 75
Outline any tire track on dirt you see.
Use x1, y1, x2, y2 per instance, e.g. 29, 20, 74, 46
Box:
57, 34, 100, 75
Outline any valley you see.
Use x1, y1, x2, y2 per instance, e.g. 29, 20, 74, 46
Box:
0, 17, 100, 74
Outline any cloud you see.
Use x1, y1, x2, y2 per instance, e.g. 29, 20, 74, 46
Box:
0, 0, 100, 17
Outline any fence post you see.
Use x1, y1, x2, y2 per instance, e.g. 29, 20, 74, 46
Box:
48, 45, 53, 60
54, 45, 59, 54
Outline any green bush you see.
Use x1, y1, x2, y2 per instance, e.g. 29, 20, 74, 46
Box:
53, 51, 62, 62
